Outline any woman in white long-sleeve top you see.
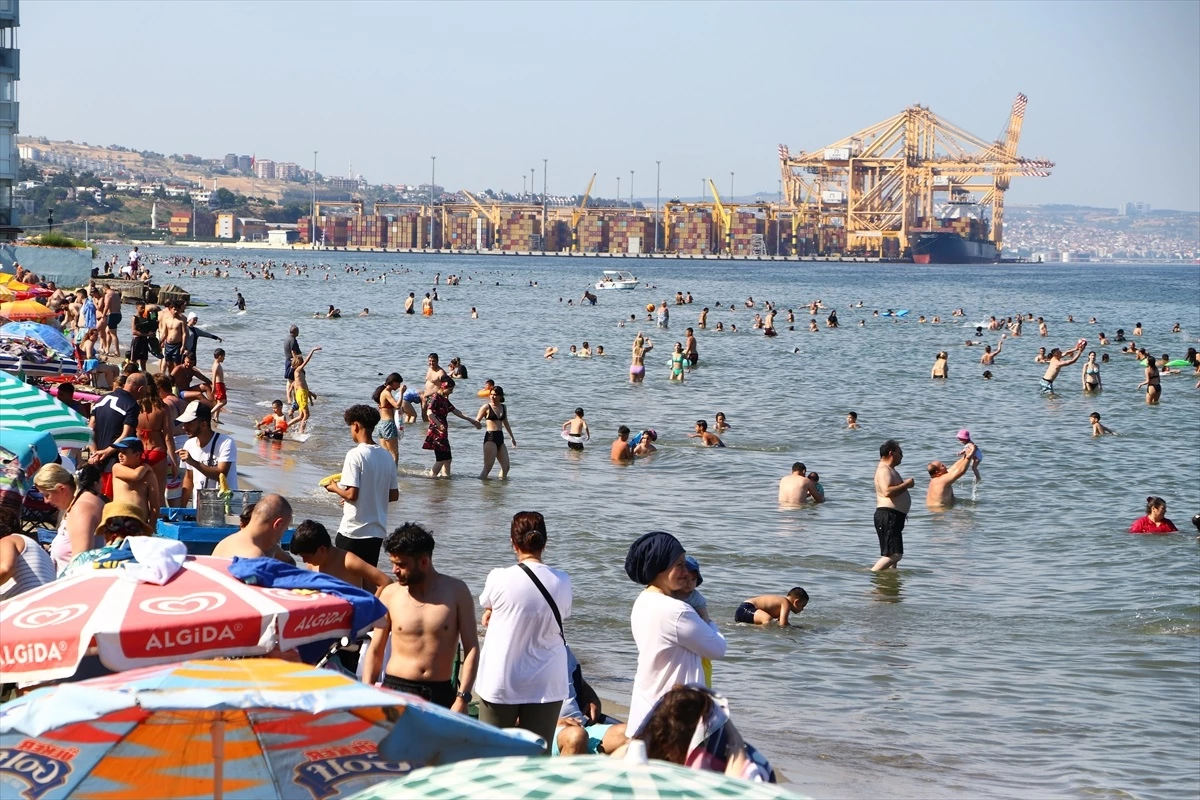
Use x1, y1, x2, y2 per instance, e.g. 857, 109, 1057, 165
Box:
623, 530, 727, 735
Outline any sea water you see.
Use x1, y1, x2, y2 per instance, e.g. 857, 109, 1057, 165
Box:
131, 249, 1200, 798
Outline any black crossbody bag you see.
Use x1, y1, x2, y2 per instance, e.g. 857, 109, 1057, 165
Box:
518, 562, 565, 644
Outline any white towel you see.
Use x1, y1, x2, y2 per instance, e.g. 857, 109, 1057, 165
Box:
121, 538, 188, 585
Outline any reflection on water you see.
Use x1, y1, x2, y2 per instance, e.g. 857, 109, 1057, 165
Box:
139, 250, 1200, 799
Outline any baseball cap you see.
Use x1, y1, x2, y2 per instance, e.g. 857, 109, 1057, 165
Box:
112, 436, 144, 451
186, 311, 198, 321
684, 555, 703, 585
176, 401, 212, 424
956, 429, 971, 440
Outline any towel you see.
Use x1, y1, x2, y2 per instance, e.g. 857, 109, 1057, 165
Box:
228, 556, 387, 638
121, 538, 188, 585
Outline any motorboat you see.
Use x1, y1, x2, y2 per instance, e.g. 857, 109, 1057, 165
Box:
595, 270, 639, 291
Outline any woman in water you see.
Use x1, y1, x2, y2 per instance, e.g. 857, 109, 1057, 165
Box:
931, 351, 948, 379
1081, 351, 1102, 393
372, 372, 405, 464
1129, 497, 1177, 534
421, 378, 480, 478
1137, 355, 1161, 404
476, 386, 516, 480
630, 333, 652, 384
670, 342, 687, 382
136, 371, 176, 513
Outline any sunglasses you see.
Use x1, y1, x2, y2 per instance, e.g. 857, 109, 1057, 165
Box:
104, 517, 145, 534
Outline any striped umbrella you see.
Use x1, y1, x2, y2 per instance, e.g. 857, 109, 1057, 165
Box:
0, 369, 91, 450
0, 299, 58, 321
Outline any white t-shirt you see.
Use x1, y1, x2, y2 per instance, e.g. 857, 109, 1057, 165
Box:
183, 432, 238, 508
337, 443, 398, 540
475, 562, 571, 705
626, 590, 727, 734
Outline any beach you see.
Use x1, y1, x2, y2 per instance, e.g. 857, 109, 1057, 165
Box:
126, 248, 1199, 798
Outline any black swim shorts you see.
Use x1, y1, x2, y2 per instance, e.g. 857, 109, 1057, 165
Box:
383, 674, 455, 708
734, 601, 758, 624
873, 507, 906, 556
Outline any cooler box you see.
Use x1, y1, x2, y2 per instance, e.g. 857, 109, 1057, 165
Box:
157, 508, 294, 556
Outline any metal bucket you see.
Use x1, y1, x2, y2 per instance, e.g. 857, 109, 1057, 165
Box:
196, 489, 226, 528
226, 490, 263, 518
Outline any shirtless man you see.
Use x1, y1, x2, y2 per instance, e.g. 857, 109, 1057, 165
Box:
684, 328, 699, 367
873, 439, 913, 571
101, 284, 122, 357
290, 519, 390, 594
1040, 342, 1085, 394
734, 588, 808, 626
422, 353, 447, 409
778, 462, 824, 504
980, 334, 1005, 365
925, 445, 975, 508
698, 307, 709, 329
212, 493, 295, 564
110, 437, 160, 522
404, 292, 416, 314
158, 302, 186, 373
611, 426, 634, 462
361, 523, 478, 713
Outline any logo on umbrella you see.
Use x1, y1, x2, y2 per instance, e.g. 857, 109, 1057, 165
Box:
139, 592, 227, 615
0, 739, 78, 800
293, 740, 410, 800
11, 604, 89, 629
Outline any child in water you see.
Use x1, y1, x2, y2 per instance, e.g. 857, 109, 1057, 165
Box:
735, 588, 808, 626
1090, 412, 1117, 436
956, 429, 982, 481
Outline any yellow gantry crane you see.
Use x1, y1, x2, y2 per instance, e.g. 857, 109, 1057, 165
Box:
571, 173, 597, 252
707, 179, 732, 255
778, 94, 1053, 257
461, 190, 501, 247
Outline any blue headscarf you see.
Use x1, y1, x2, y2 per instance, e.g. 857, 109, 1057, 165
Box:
625, 531, 684, 585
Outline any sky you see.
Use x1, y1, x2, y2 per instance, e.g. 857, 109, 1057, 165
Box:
17, 0, 1200, 210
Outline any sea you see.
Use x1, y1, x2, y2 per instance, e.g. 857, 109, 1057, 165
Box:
116, 247, 1199, 799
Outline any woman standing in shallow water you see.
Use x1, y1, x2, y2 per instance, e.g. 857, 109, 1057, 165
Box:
421, 378, 480, 477
630, 333, 652, 384
476, 387, 516, 479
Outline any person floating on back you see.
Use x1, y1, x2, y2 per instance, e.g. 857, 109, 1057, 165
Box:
734, 588, 808, 626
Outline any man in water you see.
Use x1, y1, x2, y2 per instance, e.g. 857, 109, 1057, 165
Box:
684, 327, 699, 368
404, 292, 416, 314
325, 404, 399, 569
361, 523, 478, 713
873, 439, 913, 571
611, 426, 633, 462
925, 444, 975, 508
1040, 342, 1085, 394
158, 302, 186, 374
778, 462, 823, 504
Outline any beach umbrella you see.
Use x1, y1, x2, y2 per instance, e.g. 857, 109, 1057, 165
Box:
0, 370, 91, 451
0, 285, 12, 302
345, 755, 804, 800
0, 321, 75, 356
0, 658, 543, 800
0, 299, 56, 321
0, 427, 59, 469
0, 555, 390, 684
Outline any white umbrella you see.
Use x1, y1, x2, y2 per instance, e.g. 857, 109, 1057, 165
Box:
0, 369, 91, 451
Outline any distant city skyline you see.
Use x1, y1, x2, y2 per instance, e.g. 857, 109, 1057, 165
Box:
19, 1, 1200, 211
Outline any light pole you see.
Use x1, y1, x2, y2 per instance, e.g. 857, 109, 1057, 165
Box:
542, 157, 547, 252
192, 196, 197, 240
616, 176, 621, 208
630, 170, 634, 210
311, 150, 317, 249
730, 171, 735, 201
429, 156, 436, 249
530, 168, 535, 201
655, 160, 661, 252
522, 175, 526, 197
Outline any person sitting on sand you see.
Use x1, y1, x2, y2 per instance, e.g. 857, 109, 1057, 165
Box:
734, 588, 808, 626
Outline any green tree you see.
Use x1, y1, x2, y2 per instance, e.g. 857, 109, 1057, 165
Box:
212, 188, 237, 208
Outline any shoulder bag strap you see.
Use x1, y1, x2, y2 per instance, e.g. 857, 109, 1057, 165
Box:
518, 562, 565, 643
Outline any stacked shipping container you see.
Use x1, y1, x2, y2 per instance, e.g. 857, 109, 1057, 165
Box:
577, 215, 607, 253
607, 214, 652, 254
669, 209, 712, 255
497, 209, 539, 250
728, 210, 765, 255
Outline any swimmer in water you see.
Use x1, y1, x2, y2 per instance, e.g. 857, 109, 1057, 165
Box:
561, 407, 589, 452
630, 333, 652, 383
688, 420, 724, 447
632, 429, 657, 456
931, 351, 948, 379
544, 346, 558, 359
847, 411, 859, 429
1082, 351, 1102, 392
980, 335, 1005, 365
1136, 355, 1161, 404
714, 412, 731, 433
778, 462, 823, 504
611, 426, 633, 462
670, 343, 686, 382
1089, 412, 1117, 436
734, 588, 808, 626
1040, 343, 1084, 394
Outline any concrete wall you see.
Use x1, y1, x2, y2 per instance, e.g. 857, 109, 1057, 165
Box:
0, 243, 95, 287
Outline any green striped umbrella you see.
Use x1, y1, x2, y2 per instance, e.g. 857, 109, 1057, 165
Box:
0, 369, 92, 451
345, 755, 804, 800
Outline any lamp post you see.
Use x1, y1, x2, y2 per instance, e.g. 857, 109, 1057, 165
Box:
730, 171, 735, 201
522, 175, 526, 196
192, 196, 197, 240
429, 156, 436, 249
630, 170, 634, 210
616, 176, 621, 207
542, 157, 547, 252
311, 150, 317, 249
530, 168, 535, 200
655, 160, 661, 252
47, 209, 53, 235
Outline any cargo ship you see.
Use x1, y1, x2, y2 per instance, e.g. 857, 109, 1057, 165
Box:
911, 231, 998, 264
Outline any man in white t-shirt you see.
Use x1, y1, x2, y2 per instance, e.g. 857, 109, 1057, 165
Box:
324, 404, 398, 568
175, 401, 238, 508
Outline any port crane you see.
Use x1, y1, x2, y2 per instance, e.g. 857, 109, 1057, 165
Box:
707, 179, 733, 255
779, 95, 1053, 256
461, 189, 500, 249
570, 173, 596, 252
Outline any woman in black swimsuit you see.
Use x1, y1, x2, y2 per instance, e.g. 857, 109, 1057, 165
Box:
475, 386, 516, 479
1137, 355, 1161, 405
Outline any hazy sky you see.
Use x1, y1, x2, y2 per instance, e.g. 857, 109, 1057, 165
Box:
18, 1, 1200, 210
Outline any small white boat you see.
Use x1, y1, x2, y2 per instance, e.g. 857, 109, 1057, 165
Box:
595, 270, 639, 291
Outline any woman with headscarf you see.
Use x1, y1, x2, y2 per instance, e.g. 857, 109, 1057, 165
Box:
624, 531, 726, 735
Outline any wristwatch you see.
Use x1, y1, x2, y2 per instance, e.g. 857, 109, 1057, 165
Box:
456, 690, 472, 703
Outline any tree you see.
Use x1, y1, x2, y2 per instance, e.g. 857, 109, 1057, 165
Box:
212, 188, 237, 208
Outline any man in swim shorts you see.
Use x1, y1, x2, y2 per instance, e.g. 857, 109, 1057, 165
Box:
562, 408, 589, 451
873, 439, 913, 571
611, 426, 633, 462
1040, 343, 1084, 394
684, 328, 699, 367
